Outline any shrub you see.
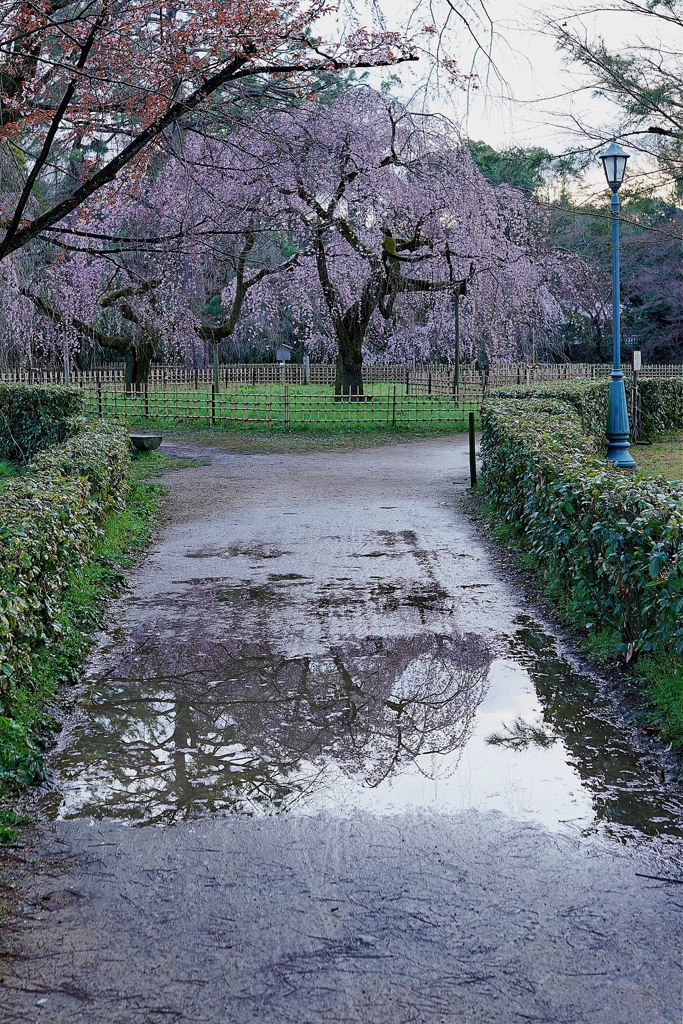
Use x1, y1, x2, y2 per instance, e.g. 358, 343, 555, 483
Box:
481, 382, 683, 659
490, 377, 683, 446
0, 421, 130, 688
0, 382, 83, 462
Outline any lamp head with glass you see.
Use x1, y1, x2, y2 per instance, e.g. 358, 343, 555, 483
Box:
600, 139, 629, 192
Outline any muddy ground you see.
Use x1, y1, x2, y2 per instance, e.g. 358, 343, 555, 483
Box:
0, 435, 681, 1023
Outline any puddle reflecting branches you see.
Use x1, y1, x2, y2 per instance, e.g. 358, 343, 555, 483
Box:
44, 633, 492, 824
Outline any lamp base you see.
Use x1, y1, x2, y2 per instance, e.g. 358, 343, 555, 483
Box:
606, 375, 636, 469
606, 438, 636, 469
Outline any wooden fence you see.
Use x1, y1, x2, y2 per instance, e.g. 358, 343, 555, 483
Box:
79, 381, 484, 431
2, 361, 682, 389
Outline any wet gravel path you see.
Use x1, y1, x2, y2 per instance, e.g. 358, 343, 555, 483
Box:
1, 435, 681, 1022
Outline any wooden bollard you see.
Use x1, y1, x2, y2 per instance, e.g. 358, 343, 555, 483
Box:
469, 411, 477, 488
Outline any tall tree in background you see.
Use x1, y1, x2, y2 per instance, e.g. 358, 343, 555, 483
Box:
9, 90, 586, 380
241, 90, 576, 391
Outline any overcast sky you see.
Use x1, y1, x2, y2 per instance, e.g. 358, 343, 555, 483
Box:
347, 1, 667, 155
328, 0, 670, 195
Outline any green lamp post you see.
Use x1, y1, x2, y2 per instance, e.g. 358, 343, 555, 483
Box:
600, 139, 636, 468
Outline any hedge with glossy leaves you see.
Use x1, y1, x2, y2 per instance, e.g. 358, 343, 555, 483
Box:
0, 421, 130, 688
481, 383, 683, 658
491, 377, 683, 447
0, 382, 84, 462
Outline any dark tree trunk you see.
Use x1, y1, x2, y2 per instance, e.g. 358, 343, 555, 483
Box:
334, 326, 364, 395
125, 340, 154, 387
333, 277, 380, 396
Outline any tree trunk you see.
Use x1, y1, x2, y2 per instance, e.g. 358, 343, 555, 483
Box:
125, 340, 154, 387
212, 340, 220, 393
335, 334, 364, 395
334, 289, 375, 396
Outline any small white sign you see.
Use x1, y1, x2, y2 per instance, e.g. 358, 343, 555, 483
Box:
631, 349, 642, 372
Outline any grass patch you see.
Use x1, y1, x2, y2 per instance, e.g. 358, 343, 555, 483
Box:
154, 423, 469, 454
0, 448, 197, 838
0, 807, 30, 844
634, 433, 683, 482
637, 655, 683, 746
0, 459, 19, 491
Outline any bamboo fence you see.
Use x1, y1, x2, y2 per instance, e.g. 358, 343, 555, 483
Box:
2, 362, 681, 431
78, 381, 483, 431
3, 361, 682, 389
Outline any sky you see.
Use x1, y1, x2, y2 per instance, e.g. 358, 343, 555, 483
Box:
331, 0, 672, 194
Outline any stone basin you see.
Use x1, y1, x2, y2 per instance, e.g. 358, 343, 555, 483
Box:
129, 433, 162, 451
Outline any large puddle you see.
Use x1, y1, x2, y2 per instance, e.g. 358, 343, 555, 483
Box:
40, 616, 683, 849
35, 443, 683, 854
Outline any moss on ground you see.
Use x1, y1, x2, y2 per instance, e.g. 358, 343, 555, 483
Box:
0, 449, 201, 841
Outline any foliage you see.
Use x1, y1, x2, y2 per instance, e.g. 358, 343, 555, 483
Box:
0, 383, 83, 461
481, 380, 683, 662
0, 448, 167, 801
0, 806, 30, 844
548, 6, 683, 364
0, 420, 130, 688
550, 194, 683, 364
0, 717, 45, 790
0, 0, 415, 265
15, 90, 588, 385
490, 377, 683, 444
469, 142, 554, 195
552, 5, 683, 197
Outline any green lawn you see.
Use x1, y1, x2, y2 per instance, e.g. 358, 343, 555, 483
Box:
82, 383, 480, 434
634, 433, 683, 482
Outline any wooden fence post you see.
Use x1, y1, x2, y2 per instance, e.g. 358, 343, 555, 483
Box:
284, 384, 290, 429
392, 385, 396, 428
210, 383, 216, 425
469, 412, 477, 488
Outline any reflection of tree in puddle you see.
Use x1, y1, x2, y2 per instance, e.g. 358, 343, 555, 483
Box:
486, 717, 558, 751
47, 634, 491, 824
511, 620, 683, 841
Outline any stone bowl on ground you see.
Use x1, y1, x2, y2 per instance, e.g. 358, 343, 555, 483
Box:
129, 434, 162, 451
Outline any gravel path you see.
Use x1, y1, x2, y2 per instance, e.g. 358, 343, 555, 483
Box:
1, 435, 680, 1023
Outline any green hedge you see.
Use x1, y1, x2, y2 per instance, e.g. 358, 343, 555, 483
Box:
0, 420, 130, 688
0, 382, 84, 462
481, 381, 683, 658
490, 377, 683, 446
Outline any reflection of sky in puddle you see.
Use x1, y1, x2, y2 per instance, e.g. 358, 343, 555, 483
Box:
250, 659, 594, 828
47, 657, 590, 833
40, 620, 683, 851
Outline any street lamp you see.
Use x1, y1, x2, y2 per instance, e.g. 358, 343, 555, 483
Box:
600, 139, 636, 468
